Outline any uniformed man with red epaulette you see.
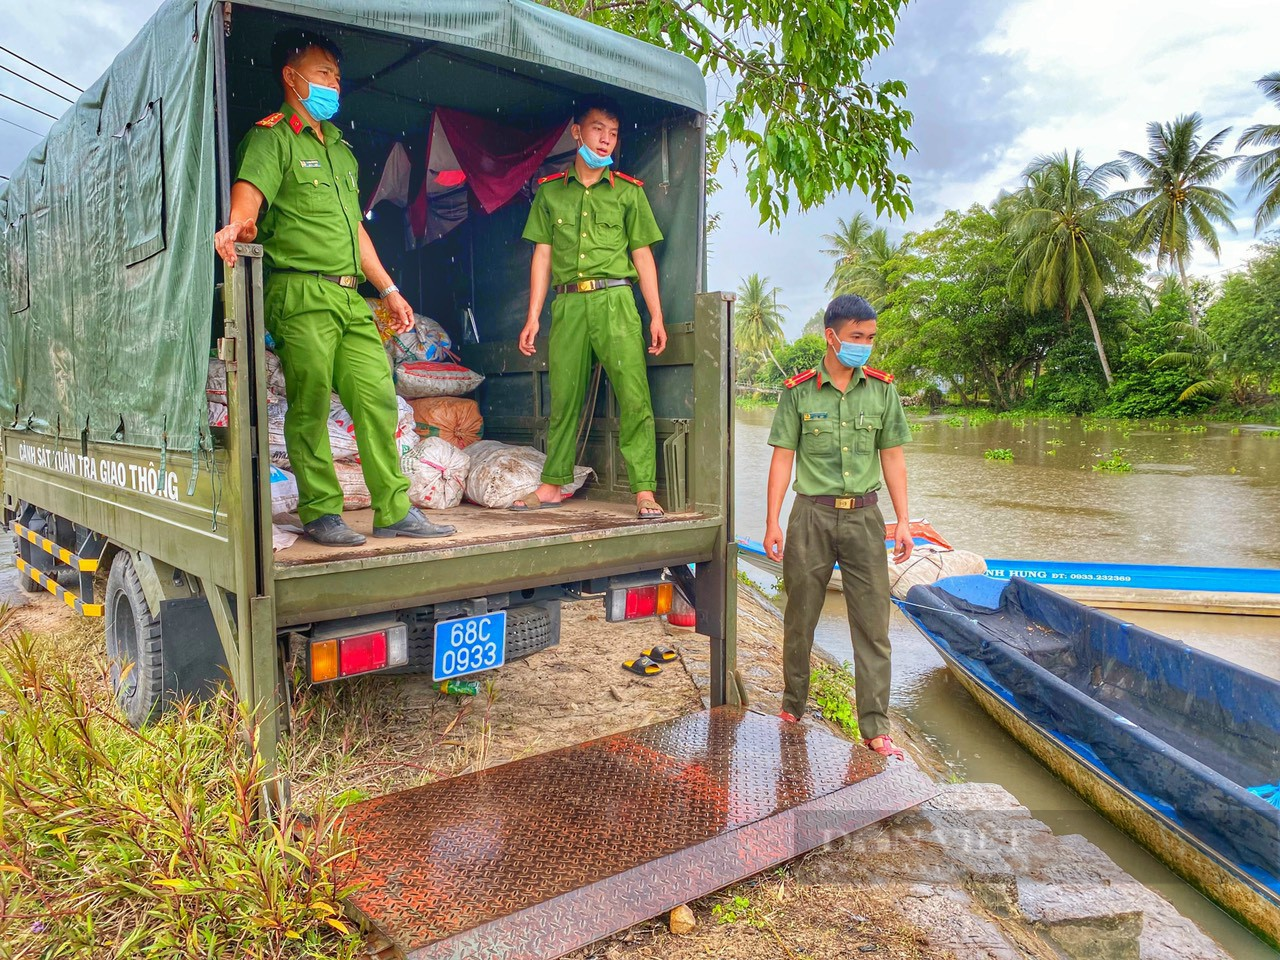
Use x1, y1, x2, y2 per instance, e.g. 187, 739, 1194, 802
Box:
515, 95, 668, 519
213, 30, 454, 546
763, 294, 914, 759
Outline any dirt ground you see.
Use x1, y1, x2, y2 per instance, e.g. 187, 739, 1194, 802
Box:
6, 583, 959, 960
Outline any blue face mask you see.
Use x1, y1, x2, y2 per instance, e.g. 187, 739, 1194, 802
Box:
836, 340, 873, 369
292, 74, 340, 121
577, 144, 614, 169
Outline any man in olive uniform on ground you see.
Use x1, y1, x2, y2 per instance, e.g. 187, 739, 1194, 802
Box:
763, 294, 913, 759
213, 30, 453, 546
515, 96, 668, 518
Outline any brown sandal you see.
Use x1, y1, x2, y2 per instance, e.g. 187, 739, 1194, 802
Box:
636, 498, 665, 519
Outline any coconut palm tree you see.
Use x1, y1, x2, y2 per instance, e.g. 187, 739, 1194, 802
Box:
820, 214, 872, 293
1119, 115, 1239, 313
1238, 73, 1280, 234
1005, 151, 1131, 386
848, 226, 904, 309
735, 274, 788, 377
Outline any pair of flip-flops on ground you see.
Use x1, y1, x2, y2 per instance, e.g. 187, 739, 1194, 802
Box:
622, 646, 678, 675
509, 490, 666, 518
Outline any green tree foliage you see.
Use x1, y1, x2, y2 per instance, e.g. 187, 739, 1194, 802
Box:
735, 274, 789, 376
1238, 73, 1280, 234
555, 0, 914, 227
1004, 151, 1133, 385
1119, 115, 1239, 307
801, 309, 826, 337
1103, 283, 1215, 416
878, 205, 1058, 410
1203, 239, 1280, 390
756, 334, 828, 386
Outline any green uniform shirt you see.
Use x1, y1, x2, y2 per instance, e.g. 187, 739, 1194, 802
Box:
521, 168, 663, 285
233, 106, 364, 278
768, 363, 913, 496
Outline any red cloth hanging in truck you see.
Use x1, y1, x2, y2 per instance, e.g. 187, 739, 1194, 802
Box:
408, 108, 570, 246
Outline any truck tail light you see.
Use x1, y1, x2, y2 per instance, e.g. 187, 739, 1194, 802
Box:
309, 623, 408, 683
606, 581, 673, 622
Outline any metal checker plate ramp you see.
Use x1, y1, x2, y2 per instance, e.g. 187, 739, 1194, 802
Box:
342, 706, 939, 959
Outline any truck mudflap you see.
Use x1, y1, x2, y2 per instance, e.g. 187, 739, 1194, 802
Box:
340, 706, 938, 959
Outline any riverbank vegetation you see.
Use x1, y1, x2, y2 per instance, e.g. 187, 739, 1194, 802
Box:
735, 78, 1280, 423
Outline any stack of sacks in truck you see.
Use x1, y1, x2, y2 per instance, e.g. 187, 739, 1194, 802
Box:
368, 299, 484, 510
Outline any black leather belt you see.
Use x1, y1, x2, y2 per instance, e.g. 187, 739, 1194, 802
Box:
799, 491, 879, 510
553, 278, 631, 295
274, 270, 360, 289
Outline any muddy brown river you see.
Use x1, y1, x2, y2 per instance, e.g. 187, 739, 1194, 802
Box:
735, 409, 1280, 959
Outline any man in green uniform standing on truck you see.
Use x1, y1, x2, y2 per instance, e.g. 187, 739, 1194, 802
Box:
515, 95, 668, 518
213, 30, 454, 547
763, 294, 913, 760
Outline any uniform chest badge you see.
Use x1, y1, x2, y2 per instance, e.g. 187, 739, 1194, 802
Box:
802, 412, 829, 421
300, 159, 321, 169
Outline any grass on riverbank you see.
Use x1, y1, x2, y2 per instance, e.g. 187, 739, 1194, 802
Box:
735, 392, 778, 411
0, 609, 364, 960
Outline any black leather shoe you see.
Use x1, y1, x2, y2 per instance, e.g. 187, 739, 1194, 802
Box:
302, 515, 367, 546
374, 506, 456, 539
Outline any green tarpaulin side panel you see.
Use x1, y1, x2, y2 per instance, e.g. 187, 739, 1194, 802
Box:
240, 0, 707, 115
0, 0, 217, 451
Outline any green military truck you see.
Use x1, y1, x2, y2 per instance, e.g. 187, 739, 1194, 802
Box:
0, 0, 739, 779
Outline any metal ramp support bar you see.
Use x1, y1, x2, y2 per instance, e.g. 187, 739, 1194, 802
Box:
11, 521, 108, 617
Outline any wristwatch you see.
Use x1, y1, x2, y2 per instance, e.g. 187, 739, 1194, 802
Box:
379, 283, 399, 298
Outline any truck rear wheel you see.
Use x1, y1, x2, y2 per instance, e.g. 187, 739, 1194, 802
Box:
104, 553, 165, 727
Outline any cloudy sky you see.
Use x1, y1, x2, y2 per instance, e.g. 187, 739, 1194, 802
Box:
2, 0, 1276, 336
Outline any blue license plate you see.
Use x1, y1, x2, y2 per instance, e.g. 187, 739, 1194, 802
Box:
433, 611, 507, 681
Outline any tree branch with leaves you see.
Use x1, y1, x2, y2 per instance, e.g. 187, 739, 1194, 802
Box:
551, 0, 915, 228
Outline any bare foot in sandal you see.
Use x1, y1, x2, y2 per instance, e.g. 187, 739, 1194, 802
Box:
635, 491, 665, 519
510, 482, 564, 511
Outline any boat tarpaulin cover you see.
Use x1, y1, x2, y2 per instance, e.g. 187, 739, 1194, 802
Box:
905, 575, 1280, 887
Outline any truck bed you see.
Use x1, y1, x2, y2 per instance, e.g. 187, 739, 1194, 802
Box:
269, 499, 720, 627
275, 500, 692, 567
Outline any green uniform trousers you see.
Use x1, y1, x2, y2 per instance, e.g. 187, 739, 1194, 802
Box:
543, 285, 656, 493
781, 495, 892, 738
264, 273, 411, 527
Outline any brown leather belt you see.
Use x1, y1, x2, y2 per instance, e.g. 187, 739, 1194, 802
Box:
800, 491, 879, 510
553, 278, 631, 295
275, 270, 360, 289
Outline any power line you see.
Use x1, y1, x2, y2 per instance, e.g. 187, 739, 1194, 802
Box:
0, 62, 74, 103
0, 91, 57, 121
0, 43, 82, 93
0, 114, 44, 137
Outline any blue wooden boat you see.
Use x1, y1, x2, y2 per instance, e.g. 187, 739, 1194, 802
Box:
736, 536, 1280, 615
898, 575, 1280, 947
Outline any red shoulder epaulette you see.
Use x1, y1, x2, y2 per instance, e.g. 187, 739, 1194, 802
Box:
864, 366, 894, 383
537, 172, 567, 186
784, 369, 818, 389
615, 172, 645, 187
256, 112, 284, 128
